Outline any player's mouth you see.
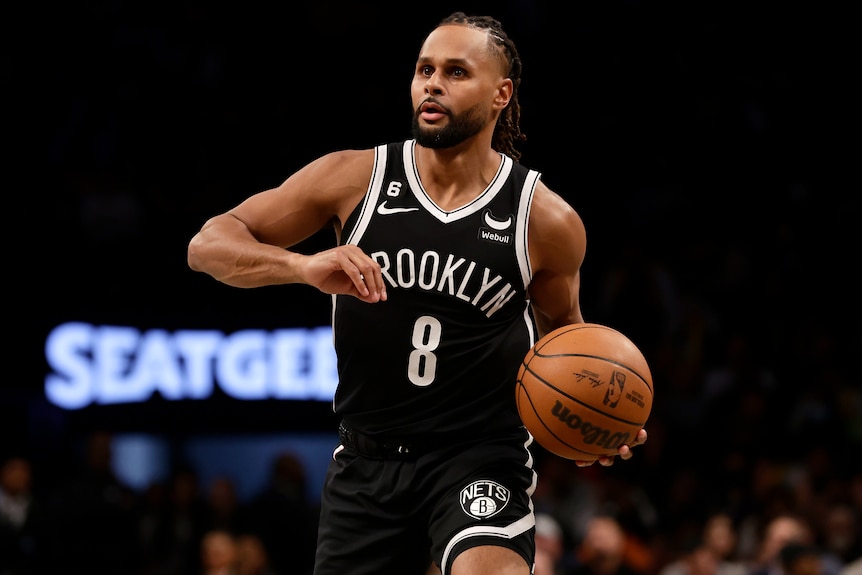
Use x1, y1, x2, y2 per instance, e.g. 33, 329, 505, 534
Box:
419, 99, 449, 122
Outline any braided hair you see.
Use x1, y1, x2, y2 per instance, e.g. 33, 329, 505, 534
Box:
437, 12, 527, 161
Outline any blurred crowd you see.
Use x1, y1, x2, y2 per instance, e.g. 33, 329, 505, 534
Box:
0, 435, 317, 575
2, 419, 861, 575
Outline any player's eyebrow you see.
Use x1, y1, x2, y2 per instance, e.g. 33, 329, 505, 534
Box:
416, 56, 471, 67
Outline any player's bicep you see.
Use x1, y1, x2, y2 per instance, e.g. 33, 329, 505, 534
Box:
229, 185, 330, 248
229, 166, 336, 247
230, 150, 372, 248
528, 186, 587, 335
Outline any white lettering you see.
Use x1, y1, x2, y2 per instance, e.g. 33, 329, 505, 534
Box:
371, 249, 518, 318
396, 249, 415, 287
124, 328, 184, 403
218, 330, 269, 399
437, 255, 466, 295
480, 284, 517, 317
418, 251, 439, 290
44, 322, 339, 409
373, 251, 396, 286
97, 326, 146, 404
455, 261, 477, 302
175, 330, 220, 398
45, 322, 95, 409
471, 268, 503, 305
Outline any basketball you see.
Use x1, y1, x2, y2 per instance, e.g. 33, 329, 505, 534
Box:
516, 323, 653, 461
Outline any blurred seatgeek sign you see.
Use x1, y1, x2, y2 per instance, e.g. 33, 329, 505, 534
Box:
44, 322, 338, 409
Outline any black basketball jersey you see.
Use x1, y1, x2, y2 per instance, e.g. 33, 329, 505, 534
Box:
332, 140, 541, 438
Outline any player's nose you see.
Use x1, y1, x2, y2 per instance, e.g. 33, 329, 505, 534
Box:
424, 71, 444, 94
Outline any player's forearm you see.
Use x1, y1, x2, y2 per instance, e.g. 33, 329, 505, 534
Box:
187, 217, 304, 288
191, 242, 303, 288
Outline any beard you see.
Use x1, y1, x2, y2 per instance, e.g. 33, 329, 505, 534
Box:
411, 102, 488, 149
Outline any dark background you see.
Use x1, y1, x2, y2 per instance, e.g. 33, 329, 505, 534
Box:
3, 0, 860, 568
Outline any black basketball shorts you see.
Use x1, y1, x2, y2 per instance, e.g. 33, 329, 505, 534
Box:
312, 424, 537, 575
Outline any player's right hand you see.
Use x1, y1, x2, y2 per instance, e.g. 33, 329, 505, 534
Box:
300, 246, 387, 303
575, 428, 648, 467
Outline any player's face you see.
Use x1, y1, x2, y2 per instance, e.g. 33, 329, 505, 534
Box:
410, 25, 510, 149
410, 99, 488, 150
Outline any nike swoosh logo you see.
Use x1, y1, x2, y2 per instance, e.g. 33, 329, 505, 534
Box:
483, 211, 512, 231
377, 202, 419, 215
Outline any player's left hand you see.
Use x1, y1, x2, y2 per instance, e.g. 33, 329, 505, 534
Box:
575, 428, 647, 467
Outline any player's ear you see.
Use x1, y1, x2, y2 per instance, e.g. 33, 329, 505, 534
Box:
493, 78, 513, 110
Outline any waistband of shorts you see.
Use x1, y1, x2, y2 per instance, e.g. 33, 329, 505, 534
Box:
337, 421, 429, 459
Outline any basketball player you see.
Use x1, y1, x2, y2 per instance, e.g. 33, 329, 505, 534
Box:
187, 12, 647, 575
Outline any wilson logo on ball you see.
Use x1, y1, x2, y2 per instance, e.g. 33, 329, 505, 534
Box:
549, 400, 632, 450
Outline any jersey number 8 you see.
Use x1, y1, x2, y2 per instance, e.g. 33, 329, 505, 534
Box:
408, 316, 441, 387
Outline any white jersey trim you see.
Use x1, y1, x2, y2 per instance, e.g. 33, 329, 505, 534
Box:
332, 143, 389, 404
403, 139, 514, 223
439, 433, 537, 575
345, 143, 388, 246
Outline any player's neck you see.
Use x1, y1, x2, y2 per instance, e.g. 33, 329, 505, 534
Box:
414, 143, 502, 210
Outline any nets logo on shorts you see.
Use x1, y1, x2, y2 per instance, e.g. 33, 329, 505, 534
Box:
459, 480, 510, 519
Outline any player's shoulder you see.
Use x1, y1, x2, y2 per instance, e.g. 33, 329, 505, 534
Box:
294, 147, 380, 191
527, 178, 586, 265
314, 147, 377, 171
530, 179, 583, 229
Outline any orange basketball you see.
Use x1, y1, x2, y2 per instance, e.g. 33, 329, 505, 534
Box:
516, 323, 653, 461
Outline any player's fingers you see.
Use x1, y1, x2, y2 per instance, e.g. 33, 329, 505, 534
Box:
617, 444, 632, 460
353, 263, 386, 301
337, 246, 382, 299
354, 271, 368, 294
360, 264, 386, 301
